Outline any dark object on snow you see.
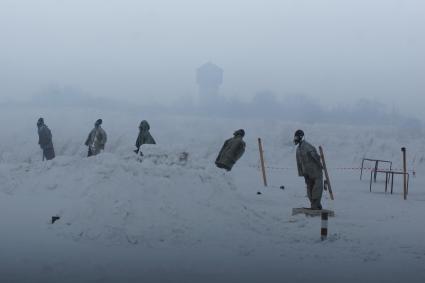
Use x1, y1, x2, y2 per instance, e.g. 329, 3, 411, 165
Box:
215, 129, 246, 171
280, 185, 285, 190
257, 191, 262, 195
37, 118, 55, 161
51, 216, 60, 224
179, 152, 189, 164
295, 130, 323, 210
85, 119, 107, 157
135, 120, 156, 155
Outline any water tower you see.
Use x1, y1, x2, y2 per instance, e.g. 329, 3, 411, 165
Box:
196, 62, 223, 97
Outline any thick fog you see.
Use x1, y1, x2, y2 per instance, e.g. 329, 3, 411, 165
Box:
2, 2, 425, 282
1, 0, 424, 119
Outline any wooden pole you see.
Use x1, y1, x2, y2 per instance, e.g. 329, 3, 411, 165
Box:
319, 146, 334, 200
321, 212, 328, 241
401, 147, 407, 200
258, 138, 268, 187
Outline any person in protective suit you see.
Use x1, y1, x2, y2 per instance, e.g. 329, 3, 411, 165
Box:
294, 129, 323, 210
37, 118, 55, 161
134, 120, 156, 156
215, 129, 246, 171
85, 119, 107, 157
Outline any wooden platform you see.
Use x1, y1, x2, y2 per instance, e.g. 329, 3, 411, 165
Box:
292, 208, 335, 217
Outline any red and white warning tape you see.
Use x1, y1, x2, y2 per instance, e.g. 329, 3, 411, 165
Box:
248, 164, 417, 176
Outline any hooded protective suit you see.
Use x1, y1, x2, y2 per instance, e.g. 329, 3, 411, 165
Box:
215, 130, 246, 171
85, 125, 107, 156
296, 140, 323, 209
135, 120, 156, 149
38, 123, 55, 160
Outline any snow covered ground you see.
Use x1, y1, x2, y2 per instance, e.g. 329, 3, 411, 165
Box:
1, 105, 425, 282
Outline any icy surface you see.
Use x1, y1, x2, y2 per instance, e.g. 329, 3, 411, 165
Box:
1, 106, 425, 282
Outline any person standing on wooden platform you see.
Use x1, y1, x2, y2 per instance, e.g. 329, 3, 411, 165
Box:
294, 129, 323, 210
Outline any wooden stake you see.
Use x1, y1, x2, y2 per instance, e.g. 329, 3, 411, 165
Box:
321, 212, 329, 241
319, 146, 334, 200
402, 147, 407, 200
258, 138, 268, 187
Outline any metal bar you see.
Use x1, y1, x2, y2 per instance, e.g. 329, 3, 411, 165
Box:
385, 172, 388, 193
370, 169, 373, 192
374, 161, 378, 182
407, 173, 410, 194
391, 172, 394, 194
402, 147, 407, 200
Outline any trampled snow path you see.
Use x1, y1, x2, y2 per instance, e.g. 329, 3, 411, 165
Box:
0, 107, 425, 282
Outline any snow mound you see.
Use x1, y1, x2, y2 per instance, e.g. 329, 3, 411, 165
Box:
1, 147, 250, 247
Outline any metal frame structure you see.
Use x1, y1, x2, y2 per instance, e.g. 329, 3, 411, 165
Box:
360, 158, 392, 181
369, 169, 409, 195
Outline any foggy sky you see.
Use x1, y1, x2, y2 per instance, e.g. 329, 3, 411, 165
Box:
0, 0, 424, 116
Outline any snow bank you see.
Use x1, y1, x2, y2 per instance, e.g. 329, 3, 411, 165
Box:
1, 146, 245, 246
